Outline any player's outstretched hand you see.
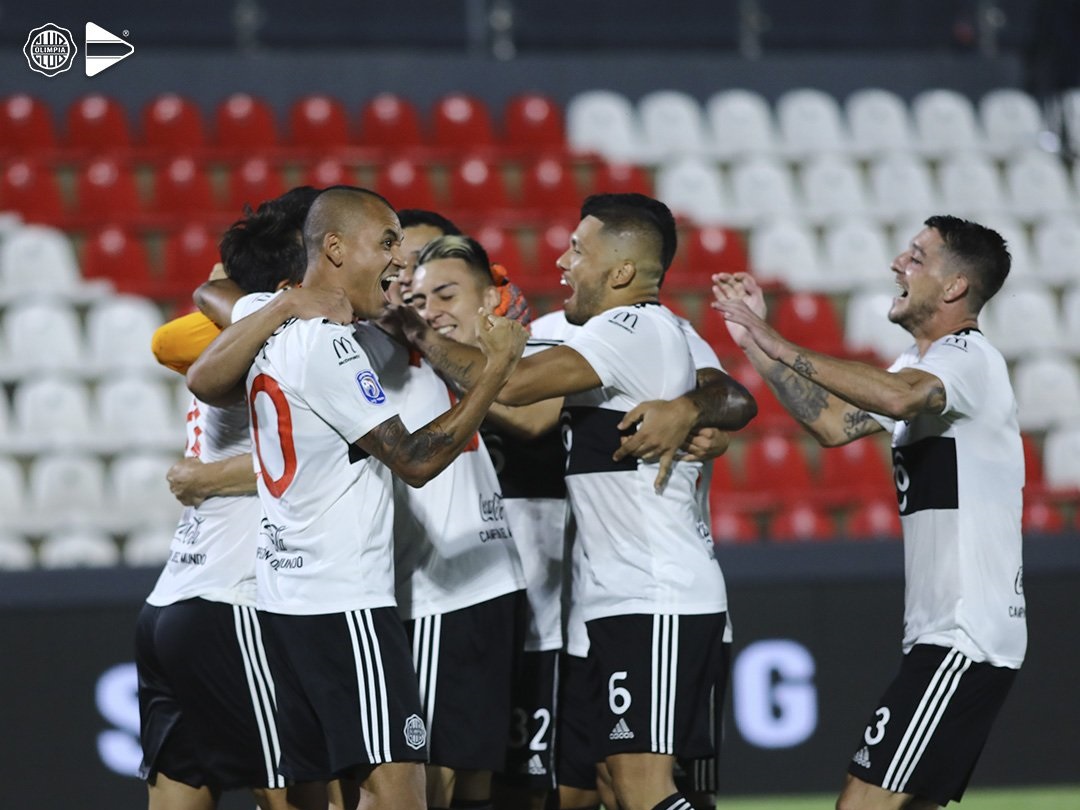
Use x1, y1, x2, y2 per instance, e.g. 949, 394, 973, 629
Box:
476, 308, 527, 380
711, 272, 767, 350
282, 285, 353, 325
614, 398, 699, 493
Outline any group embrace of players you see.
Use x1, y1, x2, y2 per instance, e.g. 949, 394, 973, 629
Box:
137, 184, 1026, 810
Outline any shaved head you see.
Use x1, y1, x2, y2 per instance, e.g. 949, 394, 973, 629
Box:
303, 186, 394, 266
579, 193, 676, 284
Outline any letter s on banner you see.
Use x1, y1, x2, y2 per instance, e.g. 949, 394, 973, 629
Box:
96, 662, 142, 777
733, 639, 818, 748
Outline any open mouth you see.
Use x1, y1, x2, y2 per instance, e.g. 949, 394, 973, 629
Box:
894, 280, 908, 299
380, 272, 399, 293
435, 324, 455, 336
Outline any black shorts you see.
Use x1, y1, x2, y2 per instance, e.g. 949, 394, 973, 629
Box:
136, 599, 285, 791
498, 648, 560, 790
847, 644, 1017, 806
674, 639, 732, 795
404, 591, 522, 771
555, 652, 601, 791
259, 607, 427, 782
587, 612, 727, 760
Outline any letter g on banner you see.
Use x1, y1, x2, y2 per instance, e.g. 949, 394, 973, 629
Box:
733, 639, 818, 748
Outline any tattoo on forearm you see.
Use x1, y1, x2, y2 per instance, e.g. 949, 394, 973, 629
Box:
766, 364, 830, 423
842, 409, 875, 438
368, 417, 455, 466
425, 344, 477, 388
402, 427, 455, 463
791, 354, 816, 378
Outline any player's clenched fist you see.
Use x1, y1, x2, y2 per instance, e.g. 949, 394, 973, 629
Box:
476, 308, 527, 377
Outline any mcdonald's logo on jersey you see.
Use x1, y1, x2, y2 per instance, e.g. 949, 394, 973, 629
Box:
607, 311, 639, 332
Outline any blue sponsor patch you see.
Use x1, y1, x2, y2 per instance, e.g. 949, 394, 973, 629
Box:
356, 369, 386, 404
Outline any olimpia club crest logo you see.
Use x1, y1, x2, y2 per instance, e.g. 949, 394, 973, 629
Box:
23, 24, 77, 77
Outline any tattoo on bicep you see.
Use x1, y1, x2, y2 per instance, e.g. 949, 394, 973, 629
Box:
842, 408, 876, 438
766, 365, 830, 422
402, 424, 455, 463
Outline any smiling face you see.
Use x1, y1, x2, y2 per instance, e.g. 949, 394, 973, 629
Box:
335, 197, 406, 319
410, 256, 498, 347
557, 215, 618, 326
888, 226, 957, 334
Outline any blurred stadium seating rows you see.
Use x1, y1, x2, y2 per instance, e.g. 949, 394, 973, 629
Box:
1, 84, 1078, 566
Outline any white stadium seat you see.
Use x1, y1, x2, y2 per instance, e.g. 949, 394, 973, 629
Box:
0, 456, 28, 533
706, 89, 777, 161
9, 377, 96, 454
108, 451, 184, 533
0, 225, 107, 304
0, 530, 34, 570
799, 156, 869, 225
96, 376, 183, 451
730, 157, 798, 225
0, 298, 86, 380
655, 156, 730, 225
843, 290, 913, 360
1061, 284, 1080, 351
821, 219, 893, 290
1012, 353, 1080, 431
566, 90, 649, 163
39, 528, 119, 568
638, 90, 709, 159
979, 88, 1044, 157
982, 281, 1064, 359
123, 524, 177, 567
1004, 150, 1074, 222
912, 89, 983, 157
845, 88, 915, 157
775, 88, 849, 158
938, 154, 1006, 217
749, 220, 826, 290
26, 453, 110, 534
868, 153, 937, 224
85, 296, 166, 377
1032, 216, 1080, 286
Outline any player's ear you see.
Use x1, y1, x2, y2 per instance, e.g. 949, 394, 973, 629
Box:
943, 272, 969, 304
611, 259, 636, 288
324, 231, 343, 267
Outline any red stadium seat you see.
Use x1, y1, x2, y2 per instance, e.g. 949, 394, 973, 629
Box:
531, 221, 576, 292
0, 94, 57, 154
0, 159, 66, 225
739, 433, 814, 508
711, 509, 759, 545
504, 94, 565, 150
474, 225, 527, 279
818, 435, 894, 506
73, 157, 142, 227
519, 157, 580, 219
65, 94, 132, 153
1021, 432, 1044, 498
288, 94, 350, 151
214, 93, 279, 153
430, 93, 495, 151
152, 156, 221, 221
845, 498, 902, 540
82, 225, 155, 296
358, 93, 424, 150
304, 157, 354, 188
227, 157, 285, 214
676, 225, 749, 291
447, 156, 511, 217
772, 292, 846, 356
162, 223, 221, 299
374, 158, 438, 212
1022, 498, 1066, 534
767, 502, 837, 542
593, 162, 653, 196
141, 93, 206, 153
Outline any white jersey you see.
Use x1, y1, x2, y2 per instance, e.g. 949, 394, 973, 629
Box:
145, 397, 260, 607
562, 303, 727, 623
352, 322, 524, 621
482, 310, 578, 651
234, 292, 399, 616
873, 329, 1026, 668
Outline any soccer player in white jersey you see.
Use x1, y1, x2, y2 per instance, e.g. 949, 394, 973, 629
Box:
137, 188, 338, 810
713, 215, 1025, 810
185, 187, 528, 810
402, 193, 755, 810
351, 237, 526, 810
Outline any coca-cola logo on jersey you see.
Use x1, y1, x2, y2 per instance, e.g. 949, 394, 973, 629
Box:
479, 492, 505, 522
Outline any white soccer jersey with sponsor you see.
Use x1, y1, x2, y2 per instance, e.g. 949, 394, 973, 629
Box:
234, 292, 399, 615
145, 396, 260, 607
562, 303, 727, 623
872, 329, 1026, 668
352, 322, 524, 621
482, 310, 578, 651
